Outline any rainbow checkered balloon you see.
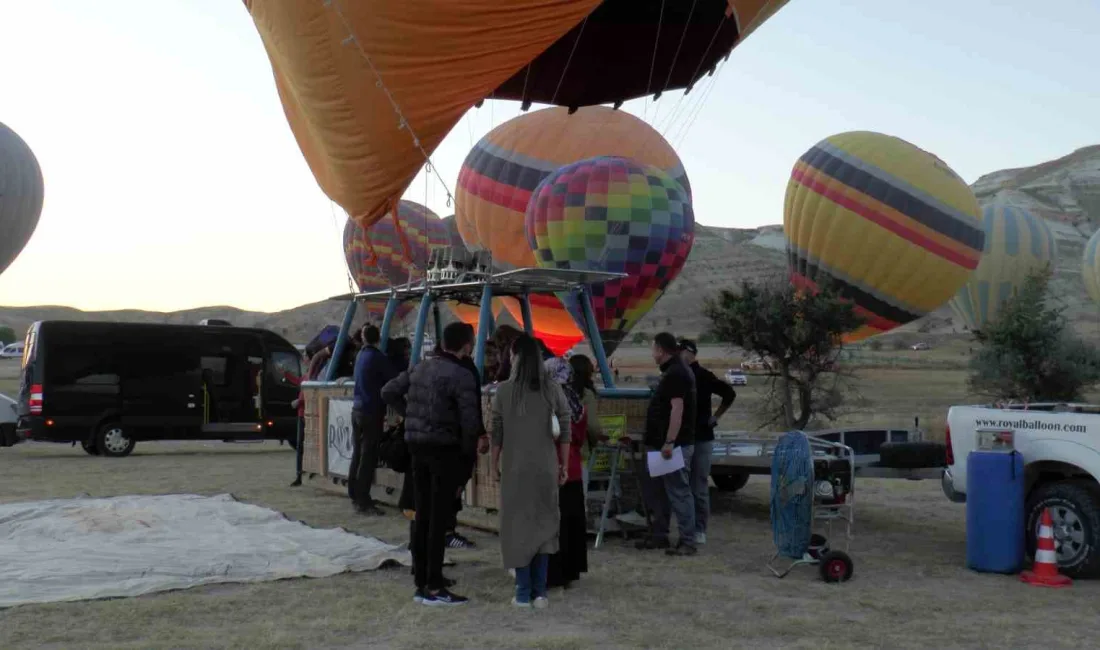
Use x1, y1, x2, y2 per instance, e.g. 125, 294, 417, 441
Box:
525, 156, 694, 356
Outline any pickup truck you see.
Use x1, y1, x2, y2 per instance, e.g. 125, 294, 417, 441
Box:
944, 403, 1100, 578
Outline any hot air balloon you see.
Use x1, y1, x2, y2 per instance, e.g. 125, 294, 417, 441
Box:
343, 200, 448, 288
439, 215, 467, 251
245, 1, 784, 231
783, 131, 985, 342
949, 200, 1057, 332
456, 105, 691, 270
0, 122, 44, 276
1084, 229, 1100, 306
526, 156, 694, 356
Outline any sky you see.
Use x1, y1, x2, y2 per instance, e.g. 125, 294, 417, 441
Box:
0, 0, 1098, 313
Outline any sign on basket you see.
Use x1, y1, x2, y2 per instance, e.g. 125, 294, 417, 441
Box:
327, 399, 355, 477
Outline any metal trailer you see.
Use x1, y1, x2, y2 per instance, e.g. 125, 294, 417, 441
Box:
709, 429, 943, 582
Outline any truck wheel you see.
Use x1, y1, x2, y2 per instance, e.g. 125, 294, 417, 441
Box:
96, 422, 136, 458
81, 439, 101, 456
1026, 480, 1100, 579
877, 442, 947, 469
712, 472, 750, 493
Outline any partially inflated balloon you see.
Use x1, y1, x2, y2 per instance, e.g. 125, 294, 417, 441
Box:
499, 294, 584, 356
0, 122, 44, 276
784, 132, 984, 341
456, 105, 690, 270
949, 200, 1057, 331
526, 156, 694, 356
439, 215, 467, 251
343, 200, 448, 289
1084, 229, 1100, 306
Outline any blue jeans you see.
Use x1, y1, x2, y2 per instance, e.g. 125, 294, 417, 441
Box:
515, 554, 549, 603
690, 440, 713, 535
642, 444, 697, 548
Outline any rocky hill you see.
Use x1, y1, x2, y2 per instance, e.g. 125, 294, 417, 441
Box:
3, 146, 1099, 343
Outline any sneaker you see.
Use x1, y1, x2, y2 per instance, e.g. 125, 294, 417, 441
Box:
696, 532, 707, 545
421, 588, 468, 607
533, 597, 549, 609
355, 504, 385, 517
635, 538, 671, 551
665, 544, 698, 557
446, 533, 476, 549
512, 597, 531, 608
413, 588, 426, 603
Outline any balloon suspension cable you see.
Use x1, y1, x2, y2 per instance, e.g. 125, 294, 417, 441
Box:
327, 0, 458, 212
650, 0, 697, 127
643, 0, 666, 123
549, 16, 589, 107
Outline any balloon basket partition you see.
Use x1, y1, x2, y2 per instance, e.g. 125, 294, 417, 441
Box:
300, 382, 648, 532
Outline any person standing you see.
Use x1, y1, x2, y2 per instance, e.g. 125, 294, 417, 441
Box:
491, 334, 572, 608
383, 322, 481, 606
678, 339, 736, 545
637, 332, 698, 556
347, 325, 395, 515
546, 354, 602, 589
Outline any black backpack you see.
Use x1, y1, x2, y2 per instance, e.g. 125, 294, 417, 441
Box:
378, 421, 411, 474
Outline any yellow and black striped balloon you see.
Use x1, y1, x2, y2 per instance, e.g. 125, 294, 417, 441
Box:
783, 131, 985, 341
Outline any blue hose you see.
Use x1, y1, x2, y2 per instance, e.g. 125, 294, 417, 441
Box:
771, 431, 814, 559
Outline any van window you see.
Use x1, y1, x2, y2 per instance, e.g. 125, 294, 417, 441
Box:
201, 356, 229, 386
269, 351, 302, 386
21, 327, 37, 370
44, 345, 119, 386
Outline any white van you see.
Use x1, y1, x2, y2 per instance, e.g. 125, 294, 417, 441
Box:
0, 341, 24, 359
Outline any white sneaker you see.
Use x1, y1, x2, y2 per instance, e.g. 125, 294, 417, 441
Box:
512, 597, 531, 608
696, 532, 707, 545
533, 597, 549, 609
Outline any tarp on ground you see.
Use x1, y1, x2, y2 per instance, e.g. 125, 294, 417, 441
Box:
0, 493, 410, 608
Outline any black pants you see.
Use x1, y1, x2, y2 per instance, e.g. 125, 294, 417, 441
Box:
411, 449, 462, 590
348, 410, 384, 510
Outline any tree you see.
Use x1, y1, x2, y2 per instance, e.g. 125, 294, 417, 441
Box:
632, 331, 649, 345
969, 269, 1100, 402
0, 326, 14, 346
705, 280, 865, 429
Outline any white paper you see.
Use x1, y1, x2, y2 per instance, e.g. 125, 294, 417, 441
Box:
647, 448, 685, 477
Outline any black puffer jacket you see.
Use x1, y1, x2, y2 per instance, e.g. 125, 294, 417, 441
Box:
381, 352, 481, 454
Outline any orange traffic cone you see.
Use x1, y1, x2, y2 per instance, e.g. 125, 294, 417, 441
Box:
1020, 508, 1072, 588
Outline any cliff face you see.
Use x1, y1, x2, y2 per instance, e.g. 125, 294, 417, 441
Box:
4, 146, 1100, 342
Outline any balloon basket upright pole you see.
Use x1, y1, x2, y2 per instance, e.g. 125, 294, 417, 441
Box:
473, 283, 494, 376
378, 293, 398, 353
520, 292, 534, 336
409, 292, 434, 368
325, 299, 359, 381
578, 287, 614, 388
432, 301, 444, 344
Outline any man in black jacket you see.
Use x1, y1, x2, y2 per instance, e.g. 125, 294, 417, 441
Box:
679, 339, 736, 545
382, 322, 481, 607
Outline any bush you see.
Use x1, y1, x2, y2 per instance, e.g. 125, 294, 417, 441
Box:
0, 326, 15, 346
867, 339, 883, 351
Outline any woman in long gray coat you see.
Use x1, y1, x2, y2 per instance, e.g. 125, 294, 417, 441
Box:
491, 334, 571, 608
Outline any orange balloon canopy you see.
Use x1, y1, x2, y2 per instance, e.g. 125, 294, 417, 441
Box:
244, 1, 786, 230
499, 294, 585, 356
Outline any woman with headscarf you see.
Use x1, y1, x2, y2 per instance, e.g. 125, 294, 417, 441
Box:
545, 354, 603, 589
491, 333, 571, 608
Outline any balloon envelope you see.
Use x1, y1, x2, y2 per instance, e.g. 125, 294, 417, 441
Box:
0, 122, 44, 276
499, 294, 585, 356
1085, 229, 1100, 306
456, 106, 690, 270
526, 156, 694, 356
783, 131, 985, 342
244, 0, 784, 228
343, 200, 447, 289
949, 200, 1057, 331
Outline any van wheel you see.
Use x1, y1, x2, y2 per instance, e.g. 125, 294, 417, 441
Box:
1026, 481, 1100, 579
81, 439, 101, 456
96, 423, 136, 458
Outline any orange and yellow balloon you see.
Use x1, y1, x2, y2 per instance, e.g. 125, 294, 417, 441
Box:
783, 131, 985, 341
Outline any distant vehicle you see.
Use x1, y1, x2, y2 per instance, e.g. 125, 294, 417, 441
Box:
910, 342, 931, 351
724, 369, 748, 386
0, 392, 16, 447
944, 403, 1100, 578
199, 319, 233, 327
13, 321, 301, 457
1, 341, 24, 359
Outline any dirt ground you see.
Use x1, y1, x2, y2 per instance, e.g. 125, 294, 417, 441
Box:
3, 356, 1100, 649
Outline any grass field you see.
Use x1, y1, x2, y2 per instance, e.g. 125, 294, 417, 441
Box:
4, 356, 1100, 649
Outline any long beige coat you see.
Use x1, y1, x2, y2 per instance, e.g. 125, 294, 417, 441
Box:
491, 379, 571, 569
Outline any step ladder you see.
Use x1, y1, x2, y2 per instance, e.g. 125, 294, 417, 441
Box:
584, 441, 649, 549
